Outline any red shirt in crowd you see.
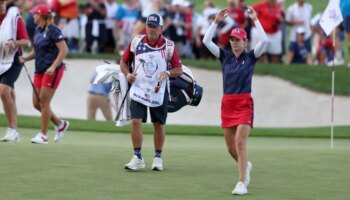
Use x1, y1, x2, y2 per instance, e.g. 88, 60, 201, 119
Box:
228, 7, 246, 27
252, 1, 282, 34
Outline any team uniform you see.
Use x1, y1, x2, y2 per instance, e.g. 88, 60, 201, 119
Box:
32, 24, 65, 89
122, 35, 182, 124
219, 49, 257, 128
202, 10, 267, 195
202, 16, 267, 129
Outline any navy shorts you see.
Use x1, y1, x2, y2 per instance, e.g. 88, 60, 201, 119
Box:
0, 52, 22, 88
130, 89, 169, 125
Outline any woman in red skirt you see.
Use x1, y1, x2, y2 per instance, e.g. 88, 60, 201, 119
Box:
203, 7, 267, 195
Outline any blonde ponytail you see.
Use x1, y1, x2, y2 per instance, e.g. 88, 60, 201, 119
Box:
44, 13, 54, 30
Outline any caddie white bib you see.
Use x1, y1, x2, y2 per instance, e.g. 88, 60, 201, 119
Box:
130, 41, 168, 107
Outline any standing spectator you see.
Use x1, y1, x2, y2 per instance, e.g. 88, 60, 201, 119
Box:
87, 72, 113, 121
285, 27, 313, 65
196, 1, 219, 59
50, 0, 80, 51
156, 0, 171, 38
181, 1, 195, 58
252, 0, 283, 63
20, 4, 69, 144
203, 7, 267, 195
285, 0, 313, 50
167, 0, 186, 56
0, 0, 30, 142
340, 0, 350, 67
189, 2, 202, 59
104, 0, 118, 53
84, 0, 107, 53
114, 0, 139, 55
120, 13, 182, 171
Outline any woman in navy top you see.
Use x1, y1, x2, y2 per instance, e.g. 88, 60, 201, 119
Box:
20, 4, 69, 144
203, 7, 267, 195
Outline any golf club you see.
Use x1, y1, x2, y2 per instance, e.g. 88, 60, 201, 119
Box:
23, 64, 40, 101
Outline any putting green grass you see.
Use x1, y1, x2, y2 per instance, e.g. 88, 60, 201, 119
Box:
1, 128, 349, 200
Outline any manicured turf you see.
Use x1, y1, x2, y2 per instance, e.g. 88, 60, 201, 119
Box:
1, 128, 349, 200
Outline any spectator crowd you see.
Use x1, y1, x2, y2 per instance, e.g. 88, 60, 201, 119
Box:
23, 0, 350, 66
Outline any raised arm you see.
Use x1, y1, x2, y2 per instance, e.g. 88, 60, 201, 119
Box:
202, 9, 230, 58
247, 7, 268, 58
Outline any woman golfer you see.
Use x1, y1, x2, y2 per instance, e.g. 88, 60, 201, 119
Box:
203, 7, 267, 195
20, 4, 69, 144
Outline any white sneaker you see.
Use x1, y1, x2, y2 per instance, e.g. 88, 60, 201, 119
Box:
232, 181, 248, 195
31, 133, 48, 144
327, 58, 345, 67
151, 157, 163, 171
54, 120, 69, 143
244, 161, 252, 187
1, 128, 19, 142
124, 155, 145, 170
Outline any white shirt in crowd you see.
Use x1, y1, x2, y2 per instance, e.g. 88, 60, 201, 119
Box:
104, 1, 119, 30
286, 1, 313, 41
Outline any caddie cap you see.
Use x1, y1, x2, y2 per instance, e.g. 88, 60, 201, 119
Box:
146, 13, 163, 27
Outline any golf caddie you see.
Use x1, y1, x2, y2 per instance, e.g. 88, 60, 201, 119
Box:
120, 13, 183, 171
0, 0, 30, 142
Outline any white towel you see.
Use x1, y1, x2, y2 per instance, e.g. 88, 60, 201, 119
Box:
93, 63, 131, 126
94, 63, 121, 84
0, 7, 20, 75
115, 73, 130, 127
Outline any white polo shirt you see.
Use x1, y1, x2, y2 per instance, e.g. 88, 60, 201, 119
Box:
286, 2, 313, 41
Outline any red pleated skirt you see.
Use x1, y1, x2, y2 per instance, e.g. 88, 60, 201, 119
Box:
221, 93, 254, 128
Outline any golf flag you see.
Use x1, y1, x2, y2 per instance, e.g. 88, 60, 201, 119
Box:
319, 0, 343, 36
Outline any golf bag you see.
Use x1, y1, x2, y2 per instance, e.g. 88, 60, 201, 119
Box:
168, 65, 203, 112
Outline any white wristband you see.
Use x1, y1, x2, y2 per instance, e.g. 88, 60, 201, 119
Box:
166, 70, 170, 76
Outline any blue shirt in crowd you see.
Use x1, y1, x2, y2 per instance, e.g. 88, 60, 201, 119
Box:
33, 24, 65, 74
219, 49, 258, 94
340, 0, 350, 17
289, 41, 311, 64
88, 73, 112, 96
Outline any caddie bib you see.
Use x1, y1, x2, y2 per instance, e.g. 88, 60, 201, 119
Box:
130, 41, 168, 107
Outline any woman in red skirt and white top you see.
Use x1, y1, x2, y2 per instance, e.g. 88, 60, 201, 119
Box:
203, 7, 267, 195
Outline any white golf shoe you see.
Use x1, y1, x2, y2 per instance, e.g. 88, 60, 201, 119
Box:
31, 133, 48, 144
244, 161, 252, 187
232, 181, 248, 195
124, 155, 145, 170
151, 157, 163, 171
54, 120, 69, 143
1, 128, 19, 142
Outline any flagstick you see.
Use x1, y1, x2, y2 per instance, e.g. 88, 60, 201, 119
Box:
330, 30, 336, 149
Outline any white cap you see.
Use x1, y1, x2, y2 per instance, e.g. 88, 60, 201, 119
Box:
296, 27, 306, 34
171, 0, 184, 6
182, 0, 191, 7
